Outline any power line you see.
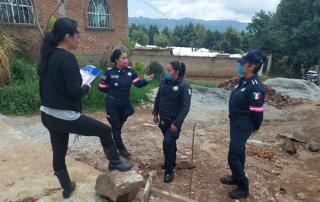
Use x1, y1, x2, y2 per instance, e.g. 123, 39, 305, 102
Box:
137, 0, 179, 25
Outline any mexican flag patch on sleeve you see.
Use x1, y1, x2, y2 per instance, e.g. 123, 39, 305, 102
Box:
253, 92, 261, 100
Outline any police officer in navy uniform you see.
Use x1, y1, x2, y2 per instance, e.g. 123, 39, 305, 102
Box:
153, 61, 192, 183
220, 50, 267, 199
99, 49, 154, 158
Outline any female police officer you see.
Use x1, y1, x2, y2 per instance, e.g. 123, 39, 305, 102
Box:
220, 50, 267, 199
38, 18, 133, 199
98, 49, 154, 158
153, 61, 192, 183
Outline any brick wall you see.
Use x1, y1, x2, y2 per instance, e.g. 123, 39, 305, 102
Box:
2, 0, 128, 61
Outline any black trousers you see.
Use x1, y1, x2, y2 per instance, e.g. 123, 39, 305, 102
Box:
228, 118, 253, 190
105, 96, 134, 147
159, 116, 180, 174
41, 112, 114, 171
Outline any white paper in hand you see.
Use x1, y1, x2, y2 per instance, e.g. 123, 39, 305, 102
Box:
80, 65, 102, 86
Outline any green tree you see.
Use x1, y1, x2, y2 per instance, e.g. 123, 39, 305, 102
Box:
132, 30, 150, 46
154, 34, 170, 47
148, 25, 159, 45
223, 27, 242, 53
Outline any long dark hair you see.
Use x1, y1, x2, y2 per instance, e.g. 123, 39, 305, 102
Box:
110, 49, 125, 66
170, 61, 186, 77
37, 18, 79, 77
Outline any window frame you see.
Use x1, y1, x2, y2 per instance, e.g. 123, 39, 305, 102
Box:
87, 0, 112, 29
0, 0, 36, 25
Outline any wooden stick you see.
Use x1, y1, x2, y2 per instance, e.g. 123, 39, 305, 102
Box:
142, 171, 155, 202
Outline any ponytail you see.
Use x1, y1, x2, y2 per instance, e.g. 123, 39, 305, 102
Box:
37, 32, 57, 76
170, 61, 186, 78
37, 17, 79, 77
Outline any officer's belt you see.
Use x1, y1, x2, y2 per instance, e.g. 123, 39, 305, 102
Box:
107, 95, 129, 102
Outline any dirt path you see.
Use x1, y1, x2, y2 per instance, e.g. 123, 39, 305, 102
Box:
1, 89, 319, 201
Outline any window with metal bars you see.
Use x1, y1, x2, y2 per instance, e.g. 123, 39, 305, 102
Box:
88, 0, 111, 28
0, 0, 36, 24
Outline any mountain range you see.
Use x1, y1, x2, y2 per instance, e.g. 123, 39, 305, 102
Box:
129, 17, 248, 32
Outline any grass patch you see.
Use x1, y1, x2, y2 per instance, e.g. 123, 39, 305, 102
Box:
188, 79, 217, 88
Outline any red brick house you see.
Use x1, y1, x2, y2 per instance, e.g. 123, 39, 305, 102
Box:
0, 0, 128, 62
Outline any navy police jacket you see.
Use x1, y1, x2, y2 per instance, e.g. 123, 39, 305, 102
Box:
229, 74, 265, 130
98, 66, 148, 98
153, 77, 192, 129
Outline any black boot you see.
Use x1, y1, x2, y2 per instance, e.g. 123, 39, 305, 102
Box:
103, 145, 133, 172
54, 169, 76, 199
164, 172, 174, 183
117, 143, 131, 158
229, 188, 249, 199
220, 176, 238, 185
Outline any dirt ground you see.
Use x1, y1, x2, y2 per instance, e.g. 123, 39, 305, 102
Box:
1, 84, 319, 202
69, 100, 320, 202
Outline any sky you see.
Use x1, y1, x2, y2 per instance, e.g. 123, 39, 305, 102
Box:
128, 0, 281, 22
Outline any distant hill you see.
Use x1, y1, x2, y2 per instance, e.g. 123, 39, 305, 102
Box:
129, 17, 248, 32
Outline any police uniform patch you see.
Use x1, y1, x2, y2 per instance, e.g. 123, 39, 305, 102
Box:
253, 92, 261, 100
111, 75, 119, 79
114, 83, 119, 86
128, 72, 132, 76
173, 86, 179, 92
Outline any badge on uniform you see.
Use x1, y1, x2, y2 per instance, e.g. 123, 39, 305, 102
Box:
114, 83, 119, 86
111, 75, 119, 79
128, 72, 132, 76
253, 92, 261, 100
173, 86, 179, 92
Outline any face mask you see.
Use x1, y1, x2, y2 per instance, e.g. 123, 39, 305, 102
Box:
237, 64, 244, 75
120, 59, 129, 68
165, 73, 172, 80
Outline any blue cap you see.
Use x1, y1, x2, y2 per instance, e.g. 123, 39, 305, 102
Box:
237, 50, 265, 65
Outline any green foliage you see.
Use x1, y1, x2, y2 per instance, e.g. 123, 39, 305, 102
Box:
121, 38, 136, 63
133, 59, 146, 76
132, 29, 149, 46
130, 81, 159, 105
146, 61, 164, 82
154, 34, 170, 47
248, 0, 320, 77
0, 80, 40, 115
10, 54, 37, 82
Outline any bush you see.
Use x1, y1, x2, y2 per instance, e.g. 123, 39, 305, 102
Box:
0, 80, 40, 115
133, 60, 145, 76
146, 61, 164, 81
10, 55, 37, 82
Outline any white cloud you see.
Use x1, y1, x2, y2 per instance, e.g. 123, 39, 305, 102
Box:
144, 0, 280, 22
136, 9, 145, 16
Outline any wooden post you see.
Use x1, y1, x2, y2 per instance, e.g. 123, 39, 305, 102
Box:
142, 171, 155, 202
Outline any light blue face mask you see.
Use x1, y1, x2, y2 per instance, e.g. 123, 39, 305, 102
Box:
237, 64, 244, 75
165, 73, 172, 80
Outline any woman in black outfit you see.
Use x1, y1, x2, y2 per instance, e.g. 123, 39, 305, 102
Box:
38, 18, 133, 199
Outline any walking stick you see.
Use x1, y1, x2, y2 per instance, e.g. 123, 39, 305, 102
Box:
189, 123, 196, 198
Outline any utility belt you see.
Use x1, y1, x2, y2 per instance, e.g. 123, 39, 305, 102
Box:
107, 95, 129, 102
159, 115, 176, 129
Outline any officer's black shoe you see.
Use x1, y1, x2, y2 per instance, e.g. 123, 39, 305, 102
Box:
54, 169, 76, 199
220, 176, 238, 185
164, 172, 174, 183
229, 188, 249, 199
103, 145, 133, 172
118, 143, 131, 158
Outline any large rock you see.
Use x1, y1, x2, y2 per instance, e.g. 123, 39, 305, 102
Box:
95, 170, 144, 201
283, 139, 297, 155
305, 140, 320, 152
265, 78, 320, 101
